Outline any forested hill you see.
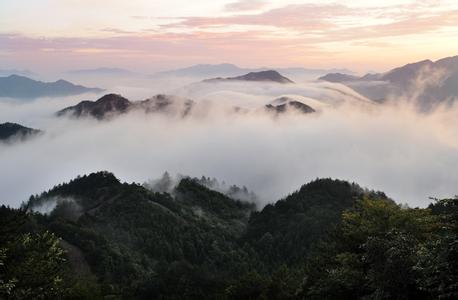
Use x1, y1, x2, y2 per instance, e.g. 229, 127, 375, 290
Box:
244, 179, 389, 267
1, 171, 456, 299
0, 122, 41, 142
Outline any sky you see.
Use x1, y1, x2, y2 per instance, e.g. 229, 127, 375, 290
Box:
1, 0, 458, 73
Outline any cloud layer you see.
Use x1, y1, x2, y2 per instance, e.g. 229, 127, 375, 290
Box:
0, 80, 457, 208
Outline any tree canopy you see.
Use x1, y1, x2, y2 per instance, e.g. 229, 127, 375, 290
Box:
1, 172, 456, 299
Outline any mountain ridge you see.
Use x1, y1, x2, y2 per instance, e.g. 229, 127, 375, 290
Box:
2, 170, 454, 299
0, 122, 42, 142
0, 74, 104, 99
154, 63, 354, 80
56, 93, 196, 120
265, 97, 316, 114
318, 55, 458, 110
66, 67, 140, 77
204, 70, 294, 84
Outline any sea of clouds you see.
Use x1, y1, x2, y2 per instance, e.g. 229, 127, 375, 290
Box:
0, 78, 457, 208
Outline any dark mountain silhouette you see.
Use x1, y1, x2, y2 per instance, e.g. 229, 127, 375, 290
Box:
0, 122, 41, 142
56, 94, 131, 119
136, 94, 195, 117
57, 92, 319, 121
57, 93, 195, 119
265, 97, 315, 114
204, 70, 294, 84
0, 75, 103, 99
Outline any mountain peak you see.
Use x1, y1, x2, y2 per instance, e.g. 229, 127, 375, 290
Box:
0, 122, 41, 141
235, 70, 294, 83
6, 74, 27, 79
57, 93, 131, 119
382, 59, 434, 83
266, 97, 315, 114
57, 93, 195, 120
204, 70, 294, 84
95, 93, 129, 103
318, 72, 359, 83
55, 79, 71, 84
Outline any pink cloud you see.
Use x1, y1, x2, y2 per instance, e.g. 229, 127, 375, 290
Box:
161, 2, 458, 36
314, 10, 458, 44
169, 4, 352, 31
0, 32, 326, 72
100, 28, 136, 34
224, 0, 268, 12
2, 2, 457, 73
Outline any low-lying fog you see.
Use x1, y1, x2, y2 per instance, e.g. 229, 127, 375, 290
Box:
0, 79, 457, 208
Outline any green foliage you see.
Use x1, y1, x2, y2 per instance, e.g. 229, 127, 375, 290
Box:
26, 172, 261, 298
0, 206, 103, 299
64, 276, 103, 300
416, 197, 458, 299
1, 231, 67, 299
225, 266, 302, 300
244, 179, 388, 267
226, 271, 269, 300
300, 197, 449, 299
0, 248, 15, 296
2, 172, 456, 299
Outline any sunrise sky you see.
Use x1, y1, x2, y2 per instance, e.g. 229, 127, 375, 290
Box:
1, 0, 458, 73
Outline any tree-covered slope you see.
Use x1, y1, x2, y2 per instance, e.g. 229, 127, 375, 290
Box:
26, 171, 259, 298
1, 172, 456, 299
244, 178, 389, 267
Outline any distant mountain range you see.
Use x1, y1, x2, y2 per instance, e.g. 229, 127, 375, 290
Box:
319, 55, 458, 110
154, 63, 353, 81
66, 67, 140, 77
204, 70, 294, 84
0, 69, 37, 77
155, 63, 247, 78
10, 56, 458, 109
0, 75, 104, 99
0, 122, 41, 142
57, 64, 355, 81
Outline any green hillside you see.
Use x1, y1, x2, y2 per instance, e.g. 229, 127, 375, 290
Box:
1, 171, 456, 299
